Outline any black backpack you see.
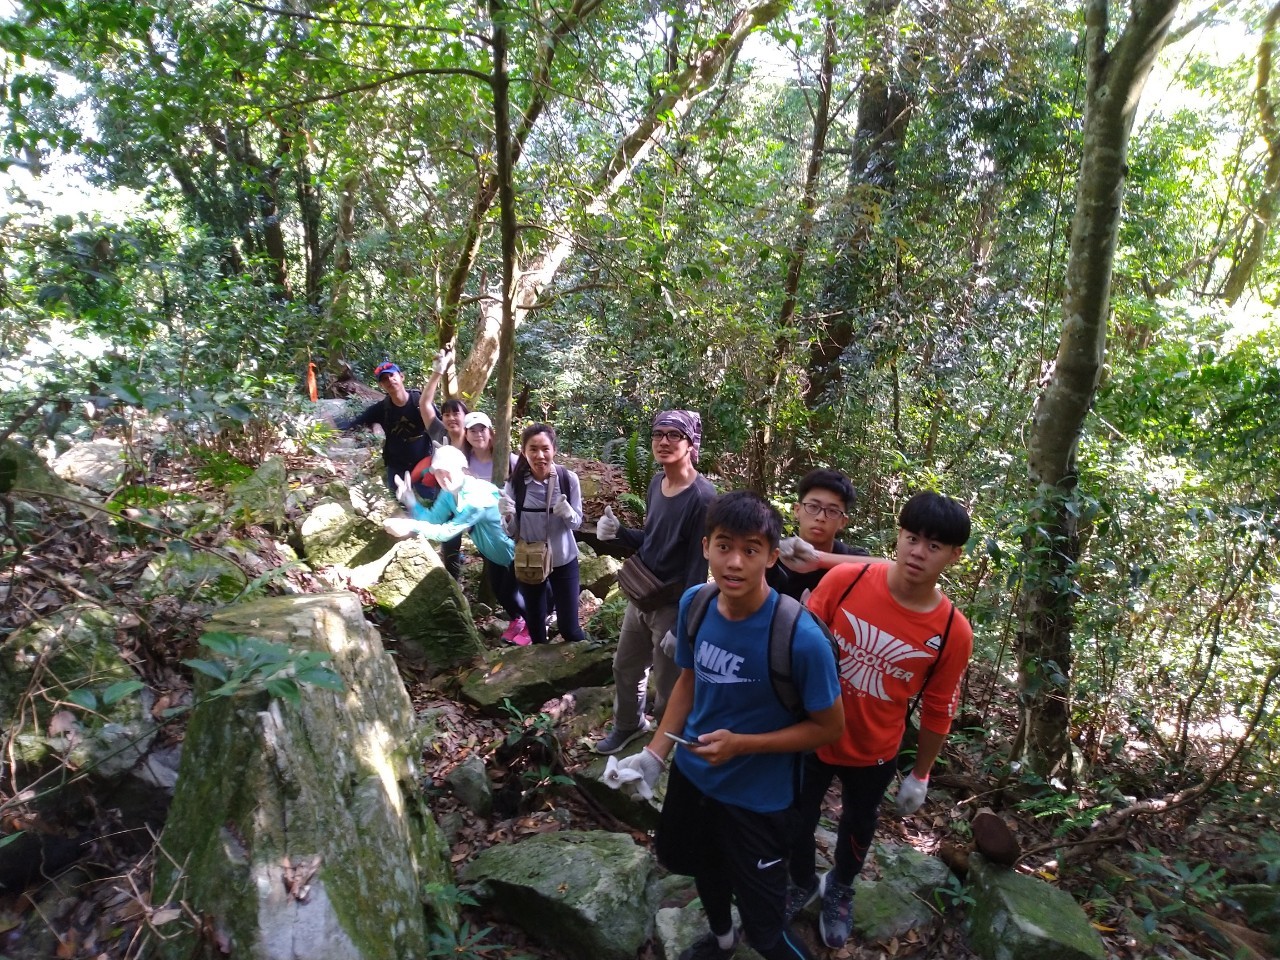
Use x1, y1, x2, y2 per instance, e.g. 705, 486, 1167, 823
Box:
682, 584, 840, 719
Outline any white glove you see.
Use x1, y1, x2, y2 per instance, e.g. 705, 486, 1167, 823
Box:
431, 349, 450, 375
498, 494, 516, 519
394, 471, 418, 510
384, 516, 421, 540
553, 497, 576, 523
602, 748, 664, 800
895, 772, 929, 814
597, 506, 619, 540
779, 536, 822, 574
659, 630, 677, 659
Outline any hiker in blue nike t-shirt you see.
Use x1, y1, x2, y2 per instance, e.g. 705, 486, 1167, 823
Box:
603, 491, 843, 960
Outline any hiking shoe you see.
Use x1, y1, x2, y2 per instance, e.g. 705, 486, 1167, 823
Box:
501, 618, 528, 644
678, 929, 740, 960
785, 875, 819, 921
593, 719, 651, 755
818, 871, 855, 948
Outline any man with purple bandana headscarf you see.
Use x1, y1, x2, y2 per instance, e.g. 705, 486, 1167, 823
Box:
594, 410, 716, 755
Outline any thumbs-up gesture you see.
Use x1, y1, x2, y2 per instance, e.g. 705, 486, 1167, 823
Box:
596, 505, 619, 540
551, 478, 577, 523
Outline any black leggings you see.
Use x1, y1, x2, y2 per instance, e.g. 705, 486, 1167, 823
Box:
517, 560, 584, 644
789, 754, 897, 887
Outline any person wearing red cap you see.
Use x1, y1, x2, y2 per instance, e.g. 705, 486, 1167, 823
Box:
336, 361, 434, 496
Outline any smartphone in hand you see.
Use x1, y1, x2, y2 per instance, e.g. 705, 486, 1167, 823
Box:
665, 730, 698, 747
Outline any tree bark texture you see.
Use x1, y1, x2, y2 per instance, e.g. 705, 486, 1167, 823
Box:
1017, 0, 1180, 777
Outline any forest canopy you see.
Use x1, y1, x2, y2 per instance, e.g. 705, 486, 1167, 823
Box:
1, 0, 1278, 810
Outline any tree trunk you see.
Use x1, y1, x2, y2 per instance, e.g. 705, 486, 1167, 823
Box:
803, 0, 912, 408
455, 0, 788, 400
489, 0, 517, 489
1222, 0, 1280, 304
1016, 0, 1180, 778
748, 12, 837, 493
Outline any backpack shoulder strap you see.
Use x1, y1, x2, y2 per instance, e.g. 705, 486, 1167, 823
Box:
557, 466, 571, 500
906, 600, 957, 724
767, 593, 806, 718
682, 583, 720, 659
833, 562, 873, 611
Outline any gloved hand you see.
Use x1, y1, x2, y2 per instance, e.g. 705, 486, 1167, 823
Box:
498, 494, 516, 520
596, 505, 619, 540
393, 471, 418, 510
660, 630, 677, 659
431, 348, 450, 375
895, 772, 929, 814
779, 536, 821, 573
602, 748, 664, 800
384, 516, 420, 540
553, 497, 577, 523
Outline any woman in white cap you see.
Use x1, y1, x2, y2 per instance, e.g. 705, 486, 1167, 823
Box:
461, 411, 518, 482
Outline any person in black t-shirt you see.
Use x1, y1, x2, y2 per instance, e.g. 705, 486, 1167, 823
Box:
768, 469, 868, 602
336, 361, 434, 496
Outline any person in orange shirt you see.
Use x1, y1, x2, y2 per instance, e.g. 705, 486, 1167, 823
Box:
786, 492, 972, 950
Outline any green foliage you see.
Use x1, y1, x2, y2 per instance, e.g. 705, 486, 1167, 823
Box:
932, 872, 976, 912
1126, 849, 1229, 937
183, 631, 344, 706
604, 431, 654, 498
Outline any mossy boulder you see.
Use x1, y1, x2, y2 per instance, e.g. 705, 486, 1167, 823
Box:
297, 499, 398, 568
654, 901, 765, 960
0, 439, 84, 502
851, 843, 952, 942
153, 592, 452, 960
366, 538, 484, 673
577, 546, 622, 598
457, 640, 615, 716
462, 830, 658, 960
227, 455, 288, 527
966, 853, 1106, 960
0, 603, 154, 778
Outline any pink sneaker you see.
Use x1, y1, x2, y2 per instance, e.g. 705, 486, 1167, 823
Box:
501, 618, 530, 645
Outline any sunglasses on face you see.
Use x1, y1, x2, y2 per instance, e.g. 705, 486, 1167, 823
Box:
799, 500, 847, 521
651, 430, 687, 444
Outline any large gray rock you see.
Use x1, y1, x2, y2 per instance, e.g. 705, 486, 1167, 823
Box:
457, 641, 615, 716
446, 754, 493, 818
852, 843, 952, 942
655, 901, 765, 960
576, 546, 622, 598
0, 440, 84, 502
51, 438, 126, 491
966, 853, 1106, 960
0, 603, 155, 778
462, 830, 658, 960
366, 539, 484, 673
297, 498, 398, 568
153, 592, 453, 960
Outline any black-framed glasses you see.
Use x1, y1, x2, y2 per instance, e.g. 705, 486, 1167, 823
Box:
651, 430, 687, 443
799, 500, 846, 520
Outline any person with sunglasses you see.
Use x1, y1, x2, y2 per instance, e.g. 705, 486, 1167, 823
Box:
768, 469, 870, 603
593, 410, 716, 755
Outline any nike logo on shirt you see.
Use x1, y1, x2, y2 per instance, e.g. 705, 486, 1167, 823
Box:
757, 858, 782, 870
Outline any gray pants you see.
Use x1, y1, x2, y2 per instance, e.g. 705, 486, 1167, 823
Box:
612, 601, 680, 730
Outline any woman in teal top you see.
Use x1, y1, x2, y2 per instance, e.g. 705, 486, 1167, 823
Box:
384, 444, 525, 631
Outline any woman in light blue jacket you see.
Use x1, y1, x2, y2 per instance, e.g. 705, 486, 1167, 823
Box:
384, 444, 526, 638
